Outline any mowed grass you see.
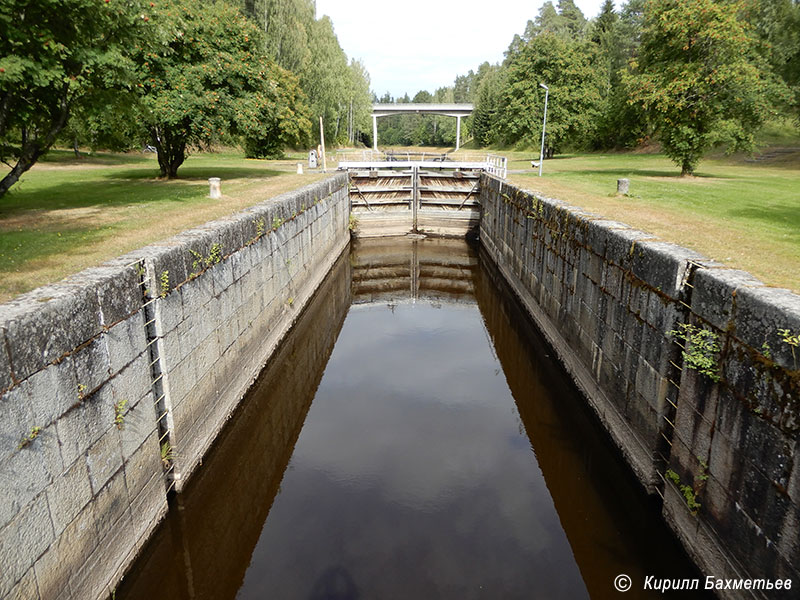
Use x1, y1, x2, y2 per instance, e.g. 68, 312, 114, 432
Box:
2, 138, 798, 302
503, 148, 800, 293
0, 150, 330, 302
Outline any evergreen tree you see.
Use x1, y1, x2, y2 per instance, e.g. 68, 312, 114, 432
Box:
557, 0, 587, 36
472, 66, 504, 147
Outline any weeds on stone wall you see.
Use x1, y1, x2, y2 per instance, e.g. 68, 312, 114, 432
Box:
114, 399, 128, 430
17, 426, 41, 450
779, 329, 799, 370
160, 441, 174, 469
668, 323, 721, 382
188, 243, 223, 278
159, 270, 169, 298
666, 469, 702, 514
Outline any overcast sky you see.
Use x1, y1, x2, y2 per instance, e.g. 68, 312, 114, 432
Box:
315, 0, 614, 99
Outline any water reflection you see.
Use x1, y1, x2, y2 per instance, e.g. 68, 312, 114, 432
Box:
117, 237, 706, 600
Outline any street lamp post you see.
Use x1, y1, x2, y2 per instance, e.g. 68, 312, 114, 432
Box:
538, 83, 549, 177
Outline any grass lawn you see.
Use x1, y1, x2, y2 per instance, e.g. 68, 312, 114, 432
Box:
0, 150, 330, 303
502, 148, 800, 293
1, 136, 798, 303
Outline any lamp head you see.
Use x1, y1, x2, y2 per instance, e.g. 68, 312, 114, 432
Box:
540, 83, 549, 90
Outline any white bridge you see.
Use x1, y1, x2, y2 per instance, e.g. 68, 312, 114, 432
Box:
371, 103, 474, 151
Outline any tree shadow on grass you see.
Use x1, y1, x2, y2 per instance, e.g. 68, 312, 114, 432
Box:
0, 168, 286, 214
110, 165, 285, 180
726, 204, 800, 242
550, 168, 728, 180
39, 149, 153, 166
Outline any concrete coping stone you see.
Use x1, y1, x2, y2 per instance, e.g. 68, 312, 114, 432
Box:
0, 281, 103, 381
690, 267, 764, 332
732, 285, 800, 372
63, 266, 142, 328
630, 241, 708, 299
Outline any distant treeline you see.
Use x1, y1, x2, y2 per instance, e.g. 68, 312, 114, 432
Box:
382, 0, 800, 174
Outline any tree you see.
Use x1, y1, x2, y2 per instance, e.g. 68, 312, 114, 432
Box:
0, 0, 144, 197
588, 0, 650, 149
302, 16, 351, 143
453, 71, 476, 103
236, 62, 311, 158
625, 0, 790, 175
472, 66, 504, 147
532, 2, 560, 36
557, 0, 587, 36
258, 0, 315, 74
750, 0, 800, 116
60, 89, 141, 156
496, 32, 605, 154
346, 59, 372, 146
139, 0, 310, 176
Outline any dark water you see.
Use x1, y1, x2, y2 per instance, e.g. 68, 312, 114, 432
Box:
116, 237, 707, 600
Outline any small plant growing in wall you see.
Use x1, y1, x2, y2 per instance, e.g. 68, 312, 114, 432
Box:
255, 218, 265, 238
17, 426, 41, 450
77, 383, 88, 400
188, 243, 224, 278
159, 270, 170, 298
114, 399, 128, 430
209, 243, 222, 265
189, 249, 204, 277
272, 215, 283, 230
665, 469, 702, 514
161, 441, 174, 469
668, 323, 721, 382
348, 213, 359, 232
778, 328, 799, 370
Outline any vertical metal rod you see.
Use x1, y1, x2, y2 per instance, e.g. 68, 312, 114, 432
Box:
455, 115, 461, 151
372, 114, 378, 152
412, 166, 418, 232
538, 83, 549, 177
319, 116, 327, 173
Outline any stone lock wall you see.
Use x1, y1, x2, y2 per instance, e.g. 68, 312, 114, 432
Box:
479, 174, 799, 597
0, 174, 350, 600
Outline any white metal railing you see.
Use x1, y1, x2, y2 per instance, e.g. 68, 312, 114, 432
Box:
336, 151, 508, 179
485, 154, 507, 179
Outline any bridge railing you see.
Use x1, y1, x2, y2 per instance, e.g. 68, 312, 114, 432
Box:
335, 151, 507, 179
485, 154, 507, 179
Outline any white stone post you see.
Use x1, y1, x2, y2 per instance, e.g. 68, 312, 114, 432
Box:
208, 177, 221, 199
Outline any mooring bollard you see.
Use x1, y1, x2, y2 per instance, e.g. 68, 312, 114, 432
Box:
208, 177, 221, 199
296, 163, 304, 175
617, 178, 630, 195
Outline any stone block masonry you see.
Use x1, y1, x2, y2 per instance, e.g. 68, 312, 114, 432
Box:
479, 174, 799, 599
0, 173, 349, 600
